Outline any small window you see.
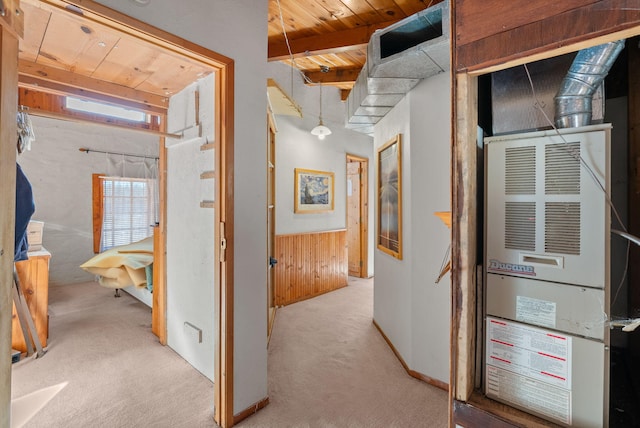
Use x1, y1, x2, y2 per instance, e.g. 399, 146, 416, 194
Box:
66, 97, 147, 123
93, 175, 157, 252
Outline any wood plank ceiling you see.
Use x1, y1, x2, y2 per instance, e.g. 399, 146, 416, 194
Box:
268, 0, 442, 93
18, 0, 213, 113
17, 0, 441, 114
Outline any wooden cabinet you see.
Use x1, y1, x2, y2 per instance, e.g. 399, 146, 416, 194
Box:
11, 249, 51, 352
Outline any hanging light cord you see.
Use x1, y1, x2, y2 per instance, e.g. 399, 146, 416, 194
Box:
319, 83, 323, 122
275, 0, 314, 85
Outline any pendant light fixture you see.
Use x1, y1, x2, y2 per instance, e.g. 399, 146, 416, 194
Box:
311, 83, 331, 140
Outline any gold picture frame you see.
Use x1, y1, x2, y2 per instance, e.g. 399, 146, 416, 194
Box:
294, 168, 334, 213
377, 134, 402, 259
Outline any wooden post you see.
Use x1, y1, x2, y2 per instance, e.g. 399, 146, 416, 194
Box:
0, 18, 22, 428
451, 72, 478, 403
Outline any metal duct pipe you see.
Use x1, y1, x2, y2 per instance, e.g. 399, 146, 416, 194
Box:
554, 39, 625, 128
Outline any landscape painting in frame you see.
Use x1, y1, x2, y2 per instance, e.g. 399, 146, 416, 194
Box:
294, 168, 334, 213
377, 134, 402, 259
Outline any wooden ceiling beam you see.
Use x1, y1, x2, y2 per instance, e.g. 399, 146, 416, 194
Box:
303, 67, 360, 85
18, 59, 168, 112
268, 19, 402, 61
19, 75, 166, 115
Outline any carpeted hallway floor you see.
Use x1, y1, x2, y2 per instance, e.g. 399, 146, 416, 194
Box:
236, 277, 448, 427
12, 277, 447, 427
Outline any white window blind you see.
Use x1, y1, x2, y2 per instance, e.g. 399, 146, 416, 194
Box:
101, 176, 157, 251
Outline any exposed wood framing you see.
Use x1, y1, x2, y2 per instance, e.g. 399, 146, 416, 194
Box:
19, 75, 166, 115
451, 72, 477, 402
268, 20, 400, 61
303, 67, 360, 85
19, 60, 168, 112
19, 89, 162, 133
0, 24, 20, 428
0, 0, 24, 39
455, 0, 640, 73
26, 107, 180, 138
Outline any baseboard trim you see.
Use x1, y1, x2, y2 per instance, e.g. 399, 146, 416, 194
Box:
233, 396, 269, 425
372, 319, 449, 392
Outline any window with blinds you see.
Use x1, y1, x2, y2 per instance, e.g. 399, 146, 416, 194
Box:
100, 177, 156, 251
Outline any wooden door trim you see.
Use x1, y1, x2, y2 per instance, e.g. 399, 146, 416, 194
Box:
42, 1, 235, 426
346, 154, 369, 278
266, 110, 276, 342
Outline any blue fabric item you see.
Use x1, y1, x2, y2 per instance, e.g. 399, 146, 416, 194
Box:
15, 163, 35, 262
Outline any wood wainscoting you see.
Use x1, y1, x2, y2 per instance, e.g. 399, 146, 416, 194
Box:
274, 229, 348, 306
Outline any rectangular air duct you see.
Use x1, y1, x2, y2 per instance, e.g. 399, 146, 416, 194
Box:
345, 1, 450, 134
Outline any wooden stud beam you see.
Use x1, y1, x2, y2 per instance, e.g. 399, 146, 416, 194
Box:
0, 0, 24, 39
0, 26, 20, 428
27, 107, 181, 138
268, 20, 401, 61
19, 88, 162, 132
455, 0, 640, 73
19, 60, 168, 112
303, 67, 360, 85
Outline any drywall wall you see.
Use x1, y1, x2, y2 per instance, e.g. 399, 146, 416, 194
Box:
373, 71, 451, 384
94, 0, 269, 413
17, 116, 158, 286
166, 76, 215, 380
267, 62, 375, 276
373, 96, 413, 364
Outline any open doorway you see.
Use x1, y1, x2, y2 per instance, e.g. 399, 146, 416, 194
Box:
3, 1, 235, 426
346, 154, 369, 279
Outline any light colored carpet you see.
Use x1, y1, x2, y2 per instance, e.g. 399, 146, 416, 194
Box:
11, 281, 215, 428
12, 277, 448, 427
236, 277, 448, 428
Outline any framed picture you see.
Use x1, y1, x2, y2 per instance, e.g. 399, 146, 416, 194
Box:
377, 134, 402, 259
294, 168, 334, 213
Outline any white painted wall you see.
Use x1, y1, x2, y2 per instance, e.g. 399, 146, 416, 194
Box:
166, 77, 215, 380
373, 72, 452, 384
17, 116, 158, 286
94, 0, 269, 413
267, 62, 375, 276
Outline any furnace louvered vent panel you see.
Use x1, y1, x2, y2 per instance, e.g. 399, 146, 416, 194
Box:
485, 124, 610, 288
505, 202, 536, 251
505, 146, 536, 195
545, 202, 581, 255
545, 142, 581, 195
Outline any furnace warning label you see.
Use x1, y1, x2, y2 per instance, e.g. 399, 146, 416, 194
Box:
485, 317, 572, 424
516, 296, 556, 328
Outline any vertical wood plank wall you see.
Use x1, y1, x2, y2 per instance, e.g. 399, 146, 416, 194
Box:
274, 229, 348, 306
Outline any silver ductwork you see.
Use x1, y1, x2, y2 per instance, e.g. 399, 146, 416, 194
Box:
554, 40, 625, 128
345, 1, 450, 135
